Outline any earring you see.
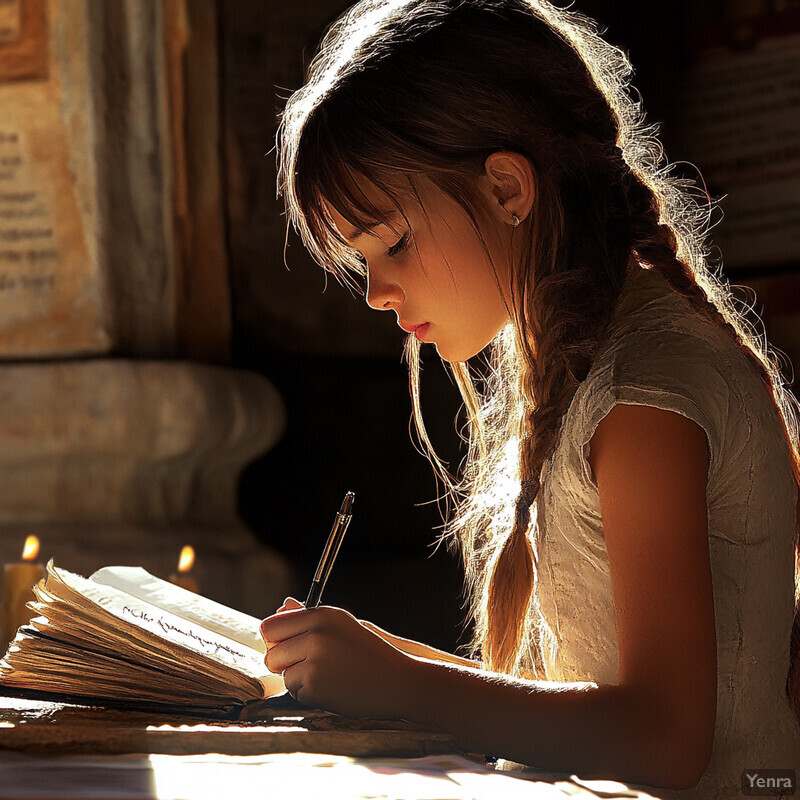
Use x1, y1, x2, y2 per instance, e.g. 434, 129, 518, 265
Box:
502, 202, 521, 227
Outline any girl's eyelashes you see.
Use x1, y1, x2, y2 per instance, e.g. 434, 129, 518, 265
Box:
387, 231, 411, 258
348, 231, 410, 266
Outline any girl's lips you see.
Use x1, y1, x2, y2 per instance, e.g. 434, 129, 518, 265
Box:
398, 320, 432, 341
398, 320, 427, 333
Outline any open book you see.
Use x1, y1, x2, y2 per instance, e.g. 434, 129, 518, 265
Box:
0, 561, 286, 717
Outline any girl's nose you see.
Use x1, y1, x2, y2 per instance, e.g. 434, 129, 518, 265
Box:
366, 270, 404, 311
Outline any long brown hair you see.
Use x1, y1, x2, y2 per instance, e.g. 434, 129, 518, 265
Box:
275, 0, 800, 719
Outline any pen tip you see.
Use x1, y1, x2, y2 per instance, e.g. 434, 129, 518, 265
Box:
340, 491, 355, 514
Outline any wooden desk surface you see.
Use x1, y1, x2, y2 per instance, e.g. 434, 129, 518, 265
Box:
0, 694, 458, 758
0, 695, 666, 800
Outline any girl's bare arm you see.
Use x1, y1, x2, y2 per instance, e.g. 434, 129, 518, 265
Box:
263, 404, 715, 790
389, 403, 716, 789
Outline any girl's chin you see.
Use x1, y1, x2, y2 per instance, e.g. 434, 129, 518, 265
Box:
433, 340, 488, 364
432, 322, 510, 363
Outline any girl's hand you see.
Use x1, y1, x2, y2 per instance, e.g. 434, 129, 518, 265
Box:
260, 599, 417, 719
275, 599, 478, 667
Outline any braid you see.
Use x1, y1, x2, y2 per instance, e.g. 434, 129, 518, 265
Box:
625, 170, 800, 721
482, 159, 630, 676
483, 161, 800, 699
484, 475, 539, 674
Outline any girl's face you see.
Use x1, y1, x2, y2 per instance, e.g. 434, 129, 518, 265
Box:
323, 175, 514, 363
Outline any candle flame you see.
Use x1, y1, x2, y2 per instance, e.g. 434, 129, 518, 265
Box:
21, 535, 39, 561
177, 545, 195, 573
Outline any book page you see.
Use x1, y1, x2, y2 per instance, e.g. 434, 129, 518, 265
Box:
90, 566, 267, 654
54, 565, 259, 673
2, 595, 274, 710
0, 561, 287, 712
47, 563, 283, 694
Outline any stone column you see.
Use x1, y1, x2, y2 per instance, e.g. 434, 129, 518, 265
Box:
0, 360, 290, 615
0, 0, 291, 619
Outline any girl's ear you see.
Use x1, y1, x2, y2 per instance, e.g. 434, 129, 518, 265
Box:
478, 150, 536, 226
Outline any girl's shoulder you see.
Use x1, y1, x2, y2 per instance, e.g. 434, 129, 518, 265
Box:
596, 266, 756, 392
567, 267, 779, 481
609, 266, 729, 341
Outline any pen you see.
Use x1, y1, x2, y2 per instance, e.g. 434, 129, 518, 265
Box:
304, 491, 355, 608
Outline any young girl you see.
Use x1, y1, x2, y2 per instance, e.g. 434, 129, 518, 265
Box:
260, 0, 800, 794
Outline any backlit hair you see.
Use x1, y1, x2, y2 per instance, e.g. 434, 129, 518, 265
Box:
276, 0, 800, 720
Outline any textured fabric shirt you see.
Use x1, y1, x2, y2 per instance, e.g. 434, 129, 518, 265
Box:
535, 265, 800, 796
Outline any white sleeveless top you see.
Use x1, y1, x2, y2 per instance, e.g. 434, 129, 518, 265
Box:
535, 266, 800, 796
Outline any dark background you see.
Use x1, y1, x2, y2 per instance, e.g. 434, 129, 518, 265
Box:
219, 0, 800, 653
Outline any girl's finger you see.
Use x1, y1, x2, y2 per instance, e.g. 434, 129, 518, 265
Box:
282, 662, 306, 701
265, 631, 311, 674
260, 607, 313, 644
276, 596, 304, 613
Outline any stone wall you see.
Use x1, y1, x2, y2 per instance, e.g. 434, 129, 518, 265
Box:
0, 0, 112, 357
0, 0, 292, 620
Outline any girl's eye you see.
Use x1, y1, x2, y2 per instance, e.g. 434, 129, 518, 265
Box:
387, 232, 410, 258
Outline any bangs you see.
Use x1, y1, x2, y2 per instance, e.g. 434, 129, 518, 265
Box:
292, 120, 416, 293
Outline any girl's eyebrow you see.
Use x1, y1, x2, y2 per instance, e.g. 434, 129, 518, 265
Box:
343, 209, 401, 243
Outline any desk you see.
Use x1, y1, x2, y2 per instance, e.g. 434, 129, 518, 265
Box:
0, 696, 665, 799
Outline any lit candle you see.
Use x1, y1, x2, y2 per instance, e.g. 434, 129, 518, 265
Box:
169, 545, 199, 594
1, 535, 46, 652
